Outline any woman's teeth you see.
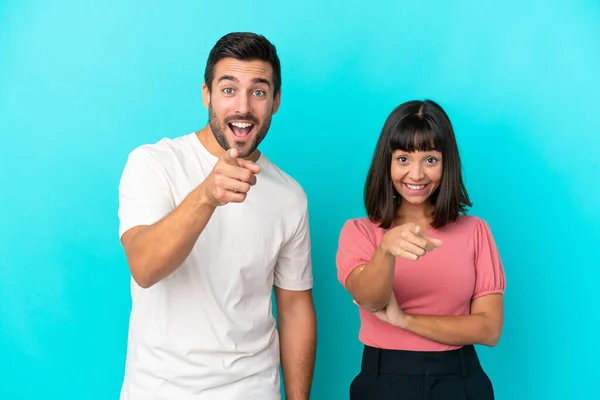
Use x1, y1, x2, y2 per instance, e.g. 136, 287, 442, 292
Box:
405, 183, 426, 190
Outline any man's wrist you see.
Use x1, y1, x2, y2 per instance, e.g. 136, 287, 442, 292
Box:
285, 393, 309, 400
188, 184, 217, 214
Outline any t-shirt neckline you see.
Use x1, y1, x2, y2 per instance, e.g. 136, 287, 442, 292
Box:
188, 132, 264, 166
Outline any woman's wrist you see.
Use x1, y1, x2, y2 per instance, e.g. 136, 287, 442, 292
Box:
397, 313, 412, 330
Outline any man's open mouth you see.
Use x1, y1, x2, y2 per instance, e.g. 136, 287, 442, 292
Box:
228, 121, 255, 139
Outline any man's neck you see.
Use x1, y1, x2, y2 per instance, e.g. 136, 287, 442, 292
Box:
195, 125, 261, 162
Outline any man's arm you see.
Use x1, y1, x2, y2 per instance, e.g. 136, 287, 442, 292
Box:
121, 148, 259, 288
121, 189, 215, 288
274, 287, 316, 400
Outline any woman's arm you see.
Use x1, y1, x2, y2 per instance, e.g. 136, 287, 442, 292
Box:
346, 223, 442, 312
403, 294, 504, 347
370, 293, 504, 347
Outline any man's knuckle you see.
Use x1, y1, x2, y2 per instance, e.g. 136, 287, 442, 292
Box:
214, 176, 225, 188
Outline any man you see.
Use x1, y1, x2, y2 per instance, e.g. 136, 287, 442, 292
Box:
117, 32, 316, 400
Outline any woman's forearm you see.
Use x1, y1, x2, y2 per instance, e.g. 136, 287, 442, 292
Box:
401, 313, 502, 347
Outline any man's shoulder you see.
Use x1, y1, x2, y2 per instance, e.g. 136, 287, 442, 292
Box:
125, 133, 195, 168
131, 133, 193, 157
260, 156, 307, 204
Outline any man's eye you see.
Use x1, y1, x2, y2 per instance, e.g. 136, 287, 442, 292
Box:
223, 88, 234, 95
253, 90, 265, 97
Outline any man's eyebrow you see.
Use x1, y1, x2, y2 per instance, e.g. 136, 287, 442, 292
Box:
217, 75, 238, 83
216, 76, 271, 88
252, 77, 271, 87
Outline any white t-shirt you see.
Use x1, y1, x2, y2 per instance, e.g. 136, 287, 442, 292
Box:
117, 133, 313, 400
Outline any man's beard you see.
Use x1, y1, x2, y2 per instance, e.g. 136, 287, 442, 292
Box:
209, 103, 272, 159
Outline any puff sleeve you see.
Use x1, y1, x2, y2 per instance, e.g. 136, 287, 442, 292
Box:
472, 218, 506, 299
336, 219, 378, 288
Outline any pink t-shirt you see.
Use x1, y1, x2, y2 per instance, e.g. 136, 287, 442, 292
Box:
336, 215, 506, 351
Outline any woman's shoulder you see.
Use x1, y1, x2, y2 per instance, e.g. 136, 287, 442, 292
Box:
339, 217, 388, 241
441, 214, 492, 235
341, 217, 386, 232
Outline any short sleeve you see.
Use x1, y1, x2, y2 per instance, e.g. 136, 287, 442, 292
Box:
274, 204, 313, 291
472, 218, 506, 299
335, 219, 377, 288
118, 148, 174, 239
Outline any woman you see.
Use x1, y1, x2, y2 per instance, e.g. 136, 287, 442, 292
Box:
336, 99, 506, 399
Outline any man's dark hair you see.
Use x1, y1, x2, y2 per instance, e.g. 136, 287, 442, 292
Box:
204, 32, 281, 94
364, 99, 472, 229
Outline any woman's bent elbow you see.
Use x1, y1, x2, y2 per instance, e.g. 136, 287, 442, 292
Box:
483, 327, 502, 347
355, 297, 388, 313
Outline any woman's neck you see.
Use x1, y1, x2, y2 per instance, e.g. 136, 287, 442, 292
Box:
394, 201, 434, 227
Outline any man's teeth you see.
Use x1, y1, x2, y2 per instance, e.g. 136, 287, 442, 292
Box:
231, 122, 253, 128
406, 184, 426, 190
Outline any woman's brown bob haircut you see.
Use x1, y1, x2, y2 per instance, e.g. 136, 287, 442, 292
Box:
364, 99, 472, 229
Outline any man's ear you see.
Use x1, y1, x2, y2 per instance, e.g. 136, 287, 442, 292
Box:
272, 90, 281, 115
202, 83, 210, 109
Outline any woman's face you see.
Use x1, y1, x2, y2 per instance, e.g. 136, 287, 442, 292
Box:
390, 149, 443, 205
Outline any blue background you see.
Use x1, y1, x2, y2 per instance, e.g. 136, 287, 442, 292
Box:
1, 0, 599, 399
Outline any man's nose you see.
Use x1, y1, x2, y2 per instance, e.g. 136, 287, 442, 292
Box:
234, 93, 251, 115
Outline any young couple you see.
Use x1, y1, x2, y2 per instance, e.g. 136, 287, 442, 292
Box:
117, 32, 506, 400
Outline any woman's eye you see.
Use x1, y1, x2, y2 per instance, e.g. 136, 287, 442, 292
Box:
427, 157, 438, 164
397, 156, 408, 162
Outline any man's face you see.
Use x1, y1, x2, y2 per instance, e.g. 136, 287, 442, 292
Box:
203, 58, 281, 158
